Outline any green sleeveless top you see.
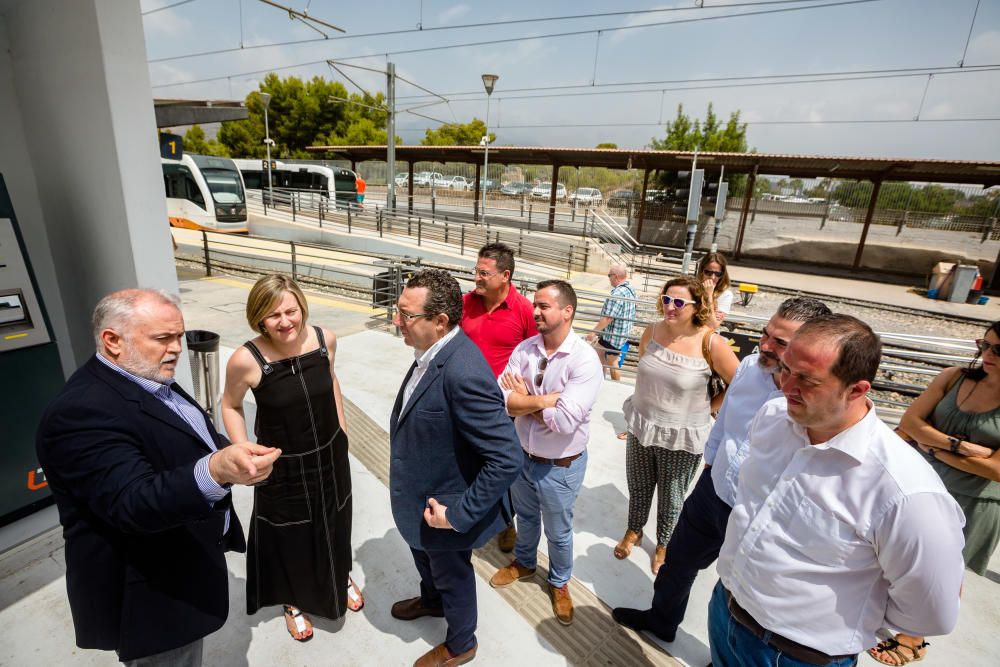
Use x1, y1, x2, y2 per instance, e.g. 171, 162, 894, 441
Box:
929, 375, 1000, 500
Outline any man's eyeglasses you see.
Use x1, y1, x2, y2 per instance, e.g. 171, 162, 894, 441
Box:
661, 295, 697, 309
474, 268, 500, 279
703, 269, 724, 278
395, 310, 434, 323
975, 339, 1000, 356
534, 357, 548, 387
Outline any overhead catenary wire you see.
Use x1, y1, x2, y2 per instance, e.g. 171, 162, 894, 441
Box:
146, 0, 875, 64
149, 0, 881, 85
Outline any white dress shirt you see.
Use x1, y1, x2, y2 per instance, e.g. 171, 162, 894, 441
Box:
402, 325, 460, 412
718, 397, 966, 655
500, 331, 603, 458
704, 353, 782, 506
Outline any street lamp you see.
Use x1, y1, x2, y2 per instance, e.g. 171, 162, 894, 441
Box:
481, 74, 498, 224
259, 92, 274, 204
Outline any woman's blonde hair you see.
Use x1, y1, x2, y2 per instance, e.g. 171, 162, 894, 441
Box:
696, 252, 731, 295
656, 275, 711, 327
246, 274, 309, 336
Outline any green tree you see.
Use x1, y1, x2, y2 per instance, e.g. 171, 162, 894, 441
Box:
649, 103, 750, 190
420, 119, 493, 146
182, 124, 230, 157
217, 73, 392, 158
595, 142, 618, 149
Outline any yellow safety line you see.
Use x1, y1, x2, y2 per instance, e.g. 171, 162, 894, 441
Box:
199, 276, 374, 314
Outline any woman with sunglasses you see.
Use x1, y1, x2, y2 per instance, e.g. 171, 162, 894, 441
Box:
615, 276, 739, 574
696, 252, 733, 328
869, 322, 1000, 665
221, 274, 363, 643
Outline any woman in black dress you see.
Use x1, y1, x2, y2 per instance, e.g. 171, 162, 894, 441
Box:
221, 274, 362, 641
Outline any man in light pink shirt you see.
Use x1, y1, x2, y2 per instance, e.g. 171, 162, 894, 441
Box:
488, 279, 603, 626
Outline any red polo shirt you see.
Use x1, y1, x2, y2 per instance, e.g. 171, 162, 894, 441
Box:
461, 285, 538, 377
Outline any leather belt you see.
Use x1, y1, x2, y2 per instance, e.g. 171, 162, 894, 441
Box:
724, 587, 854, 666
526, 452, 583, 468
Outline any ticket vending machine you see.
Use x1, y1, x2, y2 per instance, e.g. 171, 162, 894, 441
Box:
0, 174, 65, 525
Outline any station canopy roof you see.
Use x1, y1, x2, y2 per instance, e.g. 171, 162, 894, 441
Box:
306, 144, 1000, 187
153, 98, 247, 128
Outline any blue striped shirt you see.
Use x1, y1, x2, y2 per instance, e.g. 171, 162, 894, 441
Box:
95, 354, 230, 530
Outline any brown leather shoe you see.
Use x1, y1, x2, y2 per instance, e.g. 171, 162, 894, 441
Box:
549, 583, 574, 625
613, 529, 642, 560
651, 545, 667, 575
391, 596, 445, 621
489, 560, 536, 588
497, 524, 517, 553
413, 642, 477, 667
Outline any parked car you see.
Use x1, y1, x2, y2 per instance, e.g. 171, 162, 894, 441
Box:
607, 190, 640, 207
412, 171, 444, 187
477, 178, 502, 192
446, 176, 471, 190
531, 182, 567, 201
501, 182, 532, 197
394, 172, 409, 187
569, 187, 603, 205
431, 173, 452, 189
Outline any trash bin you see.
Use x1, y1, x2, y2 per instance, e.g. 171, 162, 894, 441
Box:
941, 264, 979, 303
186, 330, 221, 427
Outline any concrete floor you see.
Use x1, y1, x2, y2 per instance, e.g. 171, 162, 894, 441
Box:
1, 272, 997, 666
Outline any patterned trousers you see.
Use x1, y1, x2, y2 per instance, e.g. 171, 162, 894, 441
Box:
625, 433, 702, 546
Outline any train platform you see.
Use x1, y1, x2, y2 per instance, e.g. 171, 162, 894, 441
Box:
0, 271, 997, 666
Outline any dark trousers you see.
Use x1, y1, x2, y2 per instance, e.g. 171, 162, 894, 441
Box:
410, 547, 477, 654
649, 467, 732, 638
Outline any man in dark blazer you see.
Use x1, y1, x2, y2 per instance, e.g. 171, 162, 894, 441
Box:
36, 289, 280, 666
389, 269, 522, 667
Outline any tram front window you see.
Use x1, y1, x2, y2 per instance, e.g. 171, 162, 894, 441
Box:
204, 170, 245, 205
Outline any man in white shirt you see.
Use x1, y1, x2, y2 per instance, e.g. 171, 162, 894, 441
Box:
712, 314, 966, 666
488, 279, 603, 627
613, 297, 830, 643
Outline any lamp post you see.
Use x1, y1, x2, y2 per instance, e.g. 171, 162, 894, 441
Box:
260, 92, 274, 204
481, 74, 498, 224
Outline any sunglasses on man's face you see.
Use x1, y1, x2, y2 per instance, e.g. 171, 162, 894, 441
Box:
661, 295, 696, 309
703, 269, 724, 278
975, 339, 1000, 356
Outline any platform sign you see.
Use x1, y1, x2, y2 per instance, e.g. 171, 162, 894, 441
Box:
717, 330, 761, 361
159, 132, 183, 160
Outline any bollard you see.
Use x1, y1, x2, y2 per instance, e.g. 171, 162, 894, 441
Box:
202, 230, 212, 277
460, 226, 465, 255
186, 330, 221, 427
347, 203, 352, 232
291, 196, 296, 221
520, 195, 525, 217
518, 228, 524, 256
567, 245, 574, 278
445, 220, 449, 244
319, 199, 324, 228
290, 241, 297, 279
418, 218, 422, 246
529, 203, 533, 224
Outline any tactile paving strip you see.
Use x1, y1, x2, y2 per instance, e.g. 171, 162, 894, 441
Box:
344, 399, 681, 666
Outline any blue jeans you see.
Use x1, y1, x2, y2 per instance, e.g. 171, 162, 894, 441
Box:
511, 450, 587, 587
708, 582, 858, 667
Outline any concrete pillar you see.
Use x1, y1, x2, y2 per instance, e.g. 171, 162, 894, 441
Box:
3, 0, 176, 367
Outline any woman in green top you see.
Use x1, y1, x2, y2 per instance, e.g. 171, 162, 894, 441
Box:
869, 320, 1000, 665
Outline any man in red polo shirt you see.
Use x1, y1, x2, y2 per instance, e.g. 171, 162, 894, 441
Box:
461, 242, 537, 552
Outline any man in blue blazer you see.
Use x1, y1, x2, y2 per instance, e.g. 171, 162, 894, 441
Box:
36, 289, 281, 666
389, 269, 522, 667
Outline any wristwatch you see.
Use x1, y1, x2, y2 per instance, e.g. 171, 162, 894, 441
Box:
948, 436, 961, 454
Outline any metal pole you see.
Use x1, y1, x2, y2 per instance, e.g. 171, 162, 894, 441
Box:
853, 180, 883, 269
263, 105, 273, 205
202, 230, 211, 277
482, 95, 491, 226
387, 62, 397, 213
710, 165, 725, 253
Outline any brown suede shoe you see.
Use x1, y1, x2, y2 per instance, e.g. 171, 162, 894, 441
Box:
413, 642, 477, 667
391, 596, 445, 621
549, 583, 574, 625
489, 560, 536, 588
497, 524, 517, 553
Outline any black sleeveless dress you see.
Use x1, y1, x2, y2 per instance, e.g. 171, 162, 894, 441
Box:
244, 326, 353, 619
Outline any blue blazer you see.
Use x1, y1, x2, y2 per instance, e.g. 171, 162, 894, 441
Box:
389, 329, 522, 551
36, 356, 245, 662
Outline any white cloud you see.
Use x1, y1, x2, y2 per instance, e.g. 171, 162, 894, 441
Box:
438, 4, 472, 26
141, 4, 192, 38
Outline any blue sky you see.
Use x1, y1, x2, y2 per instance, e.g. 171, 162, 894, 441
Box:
142, 0, 1000, 160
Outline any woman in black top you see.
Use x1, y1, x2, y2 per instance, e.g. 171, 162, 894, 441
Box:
222, 274, 362, 641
